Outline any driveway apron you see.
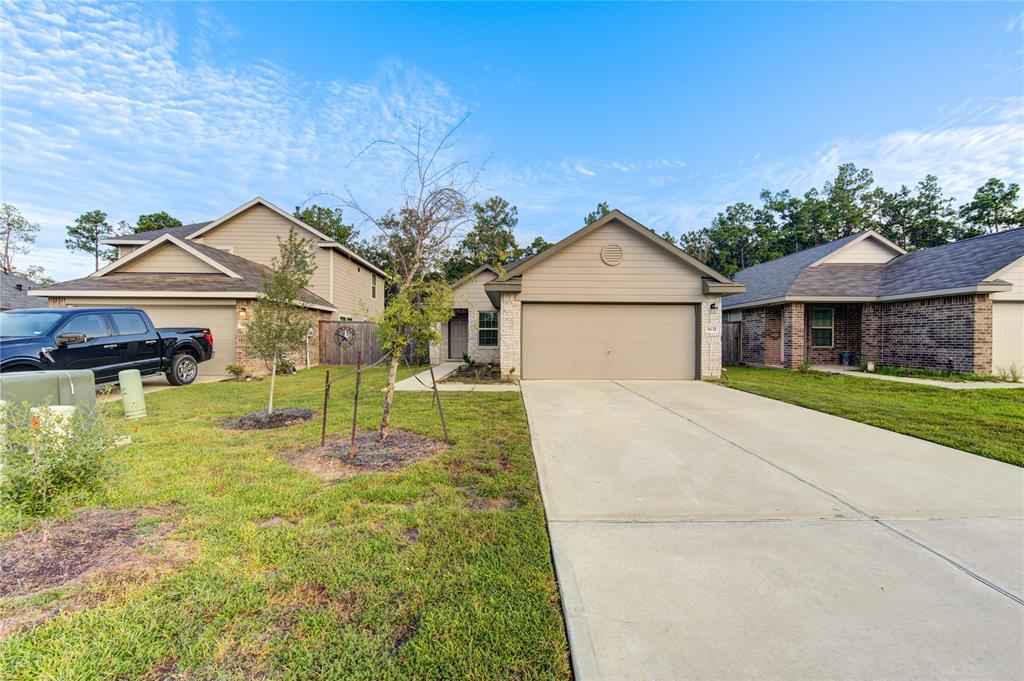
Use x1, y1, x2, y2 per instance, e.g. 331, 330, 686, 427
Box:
522, 380, 1024, 681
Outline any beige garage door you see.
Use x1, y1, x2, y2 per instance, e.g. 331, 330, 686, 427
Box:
521, 303, 697, 379
992, 302, 1024, 375
68, 299, 236, 378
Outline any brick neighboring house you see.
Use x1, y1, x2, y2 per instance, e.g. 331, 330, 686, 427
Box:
29, 197, 386, 377
430, 210, 745, 380
723, 228, 1024, 375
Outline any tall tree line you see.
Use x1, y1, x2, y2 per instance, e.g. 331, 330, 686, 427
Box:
680, 165, 1024, 276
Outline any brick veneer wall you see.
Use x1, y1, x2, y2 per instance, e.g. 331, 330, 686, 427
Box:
700, 295, 723, 379
782, 303, 805, 369
234, 300, 330, 375
740, 307, 766, 365
858, 294, 992, 374
498, 292, 521, 381
805, 303, 862, 366
764, 306, 782, 365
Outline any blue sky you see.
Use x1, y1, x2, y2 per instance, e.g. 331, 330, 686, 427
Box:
2, 1, 1022, 280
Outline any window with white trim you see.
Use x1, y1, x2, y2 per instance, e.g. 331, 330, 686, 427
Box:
478, 311, 498, 347
371, 273, 377, 298
810, 307, 834, 348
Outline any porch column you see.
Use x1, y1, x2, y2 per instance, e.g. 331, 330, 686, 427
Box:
782, 303, 805, 370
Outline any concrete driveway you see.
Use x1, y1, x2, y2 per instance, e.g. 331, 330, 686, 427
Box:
522, 380, 1024, 681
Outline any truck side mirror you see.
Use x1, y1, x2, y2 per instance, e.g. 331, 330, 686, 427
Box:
55, 332, 87, 346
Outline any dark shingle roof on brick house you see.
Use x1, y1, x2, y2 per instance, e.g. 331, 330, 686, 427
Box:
1, 272, 41, 310
724, 227, 1024, 310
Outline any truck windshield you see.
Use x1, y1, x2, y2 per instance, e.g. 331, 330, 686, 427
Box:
0, 311, 64, 337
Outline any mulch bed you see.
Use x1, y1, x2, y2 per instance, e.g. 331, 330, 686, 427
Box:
225, 408, 314, 430
441, 364, 506, 385
283, 429, 448, 482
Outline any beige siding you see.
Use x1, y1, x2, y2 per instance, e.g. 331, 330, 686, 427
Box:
819, 237, 900, 264
991, 257, 1024, 302
519, 220, 704, 302
330, 250, 384, 319
62, 297, 236, 379
521, 303, 697, 379
197, 204, 331, 303
117, 245, 139, 259
453, 270, 496, 310
118, 243, 221, 274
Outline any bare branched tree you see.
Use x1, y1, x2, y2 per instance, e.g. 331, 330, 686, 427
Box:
320, 115, 481, 441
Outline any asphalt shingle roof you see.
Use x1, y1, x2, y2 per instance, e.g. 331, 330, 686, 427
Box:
1, 272, 41, 310
31, 239, 333, 310
110, 222, 212, 243
724, 228, 1024, 309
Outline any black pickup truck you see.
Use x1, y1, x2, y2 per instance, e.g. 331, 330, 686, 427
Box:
0, 307, 214, 385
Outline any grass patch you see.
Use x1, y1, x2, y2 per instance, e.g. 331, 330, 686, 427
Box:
719, 366, 1024, 467
0, 366, 570, 680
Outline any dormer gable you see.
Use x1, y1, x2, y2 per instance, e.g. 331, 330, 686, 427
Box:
811, 231, 905, 266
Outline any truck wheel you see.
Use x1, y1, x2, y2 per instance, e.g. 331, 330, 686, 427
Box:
166, 353, 198, 386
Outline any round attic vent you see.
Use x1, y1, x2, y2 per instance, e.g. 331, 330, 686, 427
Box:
600, 243, 624, 266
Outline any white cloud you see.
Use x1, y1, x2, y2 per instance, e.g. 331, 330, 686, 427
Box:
574, 163, 596, 177
0, 1, 472, 280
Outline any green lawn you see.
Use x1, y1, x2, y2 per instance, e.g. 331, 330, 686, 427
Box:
719, 366, 1024, 467
0, 367, 570, 680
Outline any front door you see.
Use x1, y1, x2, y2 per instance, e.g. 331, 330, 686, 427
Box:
448, 311, 468, 360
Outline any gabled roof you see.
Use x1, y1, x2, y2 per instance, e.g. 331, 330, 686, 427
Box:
92, 234, 243, 279
499, 209, 736, 283
451, 264, 499, 291
102, 197, 388, 277
29, 239, 335, 311
104, 222, 211, 244
724, 227, 1024, 310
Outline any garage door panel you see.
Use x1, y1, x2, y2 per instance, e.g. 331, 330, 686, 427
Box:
992, 302, 1024, 374
522, 303, 696, 380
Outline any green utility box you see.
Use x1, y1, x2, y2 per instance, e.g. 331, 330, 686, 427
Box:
0, 370, 97, 410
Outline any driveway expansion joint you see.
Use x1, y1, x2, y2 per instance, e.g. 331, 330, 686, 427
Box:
611, 380, 1024, 607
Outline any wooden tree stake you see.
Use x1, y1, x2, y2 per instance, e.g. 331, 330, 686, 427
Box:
349, 351, 363, 460
320, 369, 330, 447
429, 365, 449, 444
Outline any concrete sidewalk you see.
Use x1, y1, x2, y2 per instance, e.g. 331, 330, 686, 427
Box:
393, 362, 519, 392
811, 365, 1024, 389
523, 380, 1024, 681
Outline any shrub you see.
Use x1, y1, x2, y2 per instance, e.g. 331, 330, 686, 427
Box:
1, 403, 118, 518
226, 364, 246, 379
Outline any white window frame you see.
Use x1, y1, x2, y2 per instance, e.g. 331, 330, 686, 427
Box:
478, 310, 498, 347
810, 306, 834, 348
371, 273, 377, 299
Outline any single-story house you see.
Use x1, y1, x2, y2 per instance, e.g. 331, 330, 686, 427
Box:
30, 197, 386, 377
430, 209, 745, 380
723, 227, 1024, 375
1, 272, 39, 311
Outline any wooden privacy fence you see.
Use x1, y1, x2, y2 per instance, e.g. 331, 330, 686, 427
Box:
722, 321, 742, 365
319, 320, 421, 366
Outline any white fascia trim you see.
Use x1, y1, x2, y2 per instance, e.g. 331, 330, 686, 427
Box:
91, 234, 242, 279
808, 230, 907, 267
989, 255, 1024, 282
30, 289, 337, 312
103, 238, 150, 245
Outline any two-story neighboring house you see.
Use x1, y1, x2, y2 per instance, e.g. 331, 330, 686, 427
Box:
30, 197, 386, 377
